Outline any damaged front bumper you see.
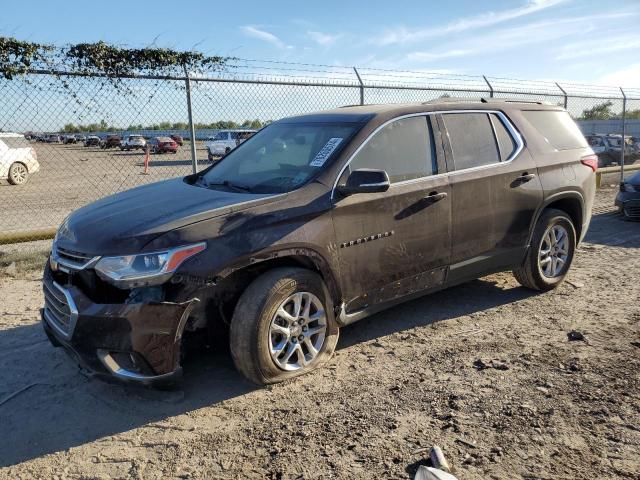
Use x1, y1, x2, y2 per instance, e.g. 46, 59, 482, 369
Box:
42, 269, 197, 387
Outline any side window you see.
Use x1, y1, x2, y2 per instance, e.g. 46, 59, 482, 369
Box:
443, 113, 500, 170
490, 113, 517, 161
230, 132, 239, 140
348, 116, 436, 183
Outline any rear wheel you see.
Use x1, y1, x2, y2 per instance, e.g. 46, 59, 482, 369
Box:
230, 268, 339, 385
7, 162, 28, 185
513, 209, 576, 291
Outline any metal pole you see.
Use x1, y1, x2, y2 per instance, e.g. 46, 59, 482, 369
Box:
620, 87, 627, 184
183, 64, 198, 174
353, 67, 364, 105
483, 75, 494, 98
556, 82, 568, 109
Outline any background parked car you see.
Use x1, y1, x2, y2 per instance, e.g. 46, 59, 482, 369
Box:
100, 135, 122, 149
84, 135, 101, 147
149, 136, 178, 154
615, 170, 640, 220
62, 135, 77, 144
170, 134, 184, 146
75, 135, 87, 143
204, 129, 256, 160
0, 133, 40, 185
586, 133, 638, 167
45, 134, 61, 143
120, 134, 147, 151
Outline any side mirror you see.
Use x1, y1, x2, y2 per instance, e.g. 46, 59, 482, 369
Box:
337, 168, 390, 196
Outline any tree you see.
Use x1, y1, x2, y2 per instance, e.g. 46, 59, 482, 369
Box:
580, 101, 615, 120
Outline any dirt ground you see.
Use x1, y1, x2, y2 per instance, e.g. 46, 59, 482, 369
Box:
0, 187, 639, 480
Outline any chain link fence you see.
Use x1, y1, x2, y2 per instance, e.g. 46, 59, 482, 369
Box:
1, 59, 639, 247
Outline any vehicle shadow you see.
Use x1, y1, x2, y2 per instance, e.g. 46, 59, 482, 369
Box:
0, 277, 535, 468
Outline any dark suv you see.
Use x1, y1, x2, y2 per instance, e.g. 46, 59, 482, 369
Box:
42, 100, 596, 386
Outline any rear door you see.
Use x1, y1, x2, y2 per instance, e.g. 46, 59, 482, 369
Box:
438, 110, 543, 284
331, 115, 451, 313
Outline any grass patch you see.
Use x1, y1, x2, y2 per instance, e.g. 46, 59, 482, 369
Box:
0, 249, 49, 277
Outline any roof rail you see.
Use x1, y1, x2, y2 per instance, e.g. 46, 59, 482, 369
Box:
422, 97, 468, 104
480, 97, 547, 105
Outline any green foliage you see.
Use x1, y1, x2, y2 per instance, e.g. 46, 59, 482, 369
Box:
0, 37, 53, 79
0, 36, 227, 80
579, 101, 615, 120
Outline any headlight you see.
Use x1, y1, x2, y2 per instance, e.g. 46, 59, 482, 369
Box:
95, 242, 206, 287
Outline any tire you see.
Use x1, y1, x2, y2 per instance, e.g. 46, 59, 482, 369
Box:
230, 267, 339, 385
513, 208, 576, 291
224, 147, 231, 154
7, 162, 29, 185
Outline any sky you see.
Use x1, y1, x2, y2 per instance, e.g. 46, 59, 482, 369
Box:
2, 0, 640, 87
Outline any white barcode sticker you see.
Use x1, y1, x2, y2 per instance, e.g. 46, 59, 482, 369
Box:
310, 137, 343, 167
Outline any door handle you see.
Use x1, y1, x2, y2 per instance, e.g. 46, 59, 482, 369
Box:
515, 173, 536, 183
424, 191, 447, 203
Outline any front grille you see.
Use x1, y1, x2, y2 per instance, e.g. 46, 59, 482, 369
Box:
56, 246, 94, 267
43, 278, 74, 336
623, 200, 640, 220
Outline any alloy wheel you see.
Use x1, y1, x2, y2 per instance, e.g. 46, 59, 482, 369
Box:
538, 224, 569, 278
269, 291, 326, 371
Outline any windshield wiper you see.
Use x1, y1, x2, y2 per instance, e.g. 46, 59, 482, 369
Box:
204, 180, 254, 193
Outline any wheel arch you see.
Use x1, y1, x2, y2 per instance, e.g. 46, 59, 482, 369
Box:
529, 191, 584, 245
210, 247, 342, 326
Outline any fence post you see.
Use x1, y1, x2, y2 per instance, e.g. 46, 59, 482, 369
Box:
483, 75, 494, 98
556, 82, 568, 109
620, 87, 627, 184
353, 67, 364, 105
183, 64, 198, 174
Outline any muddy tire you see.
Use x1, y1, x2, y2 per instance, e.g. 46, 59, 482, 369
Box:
7, 162, 28, 185
514, 208, 576, 291
230, 268, 339, 385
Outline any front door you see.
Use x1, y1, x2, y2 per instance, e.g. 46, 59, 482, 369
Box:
331, 115, 451, 313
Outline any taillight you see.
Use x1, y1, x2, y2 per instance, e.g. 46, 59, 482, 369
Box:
30, 147, 37, 159
580, 154, 598, 172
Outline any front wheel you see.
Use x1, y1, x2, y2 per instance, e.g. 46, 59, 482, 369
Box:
514, 209, 576, 291
7, 162, 29, 185
230, 268, 339, 385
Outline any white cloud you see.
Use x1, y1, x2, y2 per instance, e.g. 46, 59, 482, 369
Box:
307, 30, 342, 47
405, 50, 470, 62
555, 34, 640, 60
376, 0, 566, 45
598, 63, 640, 88
240, 26, 292, 49
403, 12, 629, 64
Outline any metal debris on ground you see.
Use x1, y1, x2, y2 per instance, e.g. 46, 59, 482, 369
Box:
414, 466, 459, 480
567, 330, 586, 342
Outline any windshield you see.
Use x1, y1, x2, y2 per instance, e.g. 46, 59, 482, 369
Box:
199, 122, 361, 194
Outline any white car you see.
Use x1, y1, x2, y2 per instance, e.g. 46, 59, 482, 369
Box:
120, 134, 147, 151
0, 133, 40, 185
204, 129, 256, 160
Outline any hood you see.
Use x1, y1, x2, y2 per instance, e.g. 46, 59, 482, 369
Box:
56, 178, 281, 255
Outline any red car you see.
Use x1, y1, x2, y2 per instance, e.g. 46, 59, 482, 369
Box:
149, 136, 178, 154
170, 134, 184, 146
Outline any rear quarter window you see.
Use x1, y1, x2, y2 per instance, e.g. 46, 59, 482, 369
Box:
522, 110, 587, 150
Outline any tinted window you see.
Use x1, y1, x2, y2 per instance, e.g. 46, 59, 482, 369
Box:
443, 113, 499, 170
522, 110, 588, 150
1, 136, 30, 148
349, 116, 436, 183
490, 113, 517, 161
